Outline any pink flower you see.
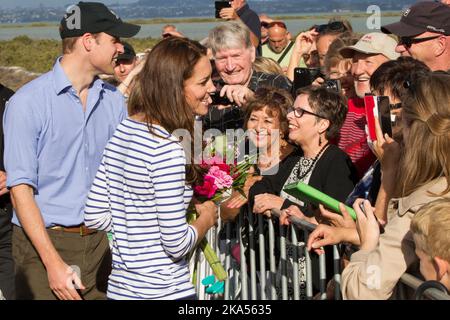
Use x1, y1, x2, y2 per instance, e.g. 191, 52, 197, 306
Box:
204, 156, 224, 166
207, 166, 233, 189
194, 175, 218, 199
203, 156, 231, 174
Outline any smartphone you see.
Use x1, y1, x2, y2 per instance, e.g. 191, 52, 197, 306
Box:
365, 95, 392, 142
358, 201, 385, 234
358, 202, 367, 217
210, 92, 232, 106
324, 79, 341, 93
377, 96, 393, 137
364, 94, 378, 142
293, 68, 323, 96
215, 1, 231, 19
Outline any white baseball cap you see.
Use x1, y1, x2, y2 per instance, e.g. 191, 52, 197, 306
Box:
340, 32, 400, 61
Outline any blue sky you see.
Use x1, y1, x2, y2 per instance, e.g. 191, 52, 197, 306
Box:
0, 0, 138, 9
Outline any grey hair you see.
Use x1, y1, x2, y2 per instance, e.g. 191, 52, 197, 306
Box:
208, 21, 252, 55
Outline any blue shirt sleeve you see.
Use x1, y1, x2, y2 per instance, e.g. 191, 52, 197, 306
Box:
3, 91, 41, 190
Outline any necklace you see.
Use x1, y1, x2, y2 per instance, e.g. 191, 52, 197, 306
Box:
296, 142, 329, 181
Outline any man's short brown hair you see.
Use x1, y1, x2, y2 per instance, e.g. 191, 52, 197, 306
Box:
61, 33, 100, 54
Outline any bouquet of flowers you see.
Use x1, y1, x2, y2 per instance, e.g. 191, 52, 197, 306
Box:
188, 135, 255, 282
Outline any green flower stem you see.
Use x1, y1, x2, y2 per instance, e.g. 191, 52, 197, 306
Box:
187, 209, 227, 282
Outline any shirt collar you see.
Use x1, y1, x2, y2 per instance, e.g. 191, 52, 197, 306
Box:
52, 57, 106, 95
52, 57, 72, 95
396, 178, 448, 216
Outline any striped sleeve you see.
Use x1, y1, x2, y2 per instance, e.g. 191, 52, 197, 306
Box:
84, 158, 113, 232
152, 142, 198, 259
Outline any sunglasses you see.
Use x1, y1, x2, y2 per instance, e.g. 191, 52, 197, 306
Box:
266, 21, 287, 29
288, 106, 327, 119
398, 35, 441, 48
316, 21, 347, 34
162, 33, 172, 39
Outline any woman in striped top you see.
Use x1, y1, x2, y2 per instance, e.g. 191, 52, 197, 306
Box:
84, 37, 217, 300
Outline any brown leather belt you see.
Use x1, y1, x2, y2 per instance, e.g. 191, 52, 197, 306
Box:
50, 224, 96, 236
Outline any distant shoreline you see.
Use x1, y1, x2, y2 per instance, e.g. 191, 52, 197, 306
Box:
0, 11, 402, 28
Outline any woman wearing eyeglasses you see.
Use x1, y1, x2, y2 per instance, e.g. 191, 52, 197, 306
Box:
307, 71, 450, 300
251, 86, 357, 222
248, 86, 357, 296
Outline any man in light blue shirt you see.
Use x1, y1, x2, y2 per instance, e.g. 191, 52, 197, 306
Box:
3, 2, 140, 300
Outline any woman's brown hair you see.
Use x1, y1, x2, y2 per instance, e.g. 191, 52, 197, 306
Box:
399, 72, 450, 196
128, 37, 207, 185
244, 87, 293, 140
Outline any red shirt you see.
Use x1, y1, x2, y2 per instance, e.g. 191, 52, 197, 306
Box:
337, 97, 376, 178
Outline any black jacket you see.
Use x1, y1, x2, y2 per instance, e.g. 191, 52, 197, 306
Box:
249, 144, 358, 217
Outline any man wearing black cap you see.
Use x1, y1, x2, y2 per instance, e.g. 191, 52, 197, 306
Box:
3, 2, 140, 300
113, 41, 141, 97
114, 42, 137, 83
381, 1, 450, 71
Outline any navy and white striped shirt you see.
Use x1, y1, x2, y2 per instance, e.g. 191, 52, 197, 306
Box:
85, 118, 197, 300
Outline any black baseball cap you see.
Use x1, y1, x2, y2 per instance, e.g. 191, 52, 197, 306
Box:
381, 1, 450, 37
116, 42, 136, 61
59, 2, 141, 39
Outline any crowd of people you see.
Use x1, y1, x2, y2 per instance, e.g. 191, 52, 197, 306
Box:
0, 0, 449, 300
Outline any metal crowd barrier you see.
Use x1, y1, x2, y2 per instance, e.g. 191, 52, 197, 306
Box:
399, 273, 450, 300
192, 207, 450, 301
199, 208, 342, 300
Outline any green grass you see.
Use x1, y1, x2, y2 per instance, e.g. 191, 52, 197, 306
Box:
0, 36, 160, 74
0, 36, 60, 73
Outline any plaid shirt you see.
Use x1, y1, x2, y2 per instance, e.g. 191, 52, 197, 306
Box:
203, 71, 292, 132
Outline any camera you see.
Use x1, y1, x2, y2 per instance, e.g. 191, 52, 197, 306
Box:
293, 67, 324, 96
323, 79, 342, 93
210, 92, 232, 106
215, 1, 231, 19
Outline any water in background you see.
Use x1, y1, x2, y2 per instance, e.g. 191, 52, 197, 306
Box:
0, 14, 400, 41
